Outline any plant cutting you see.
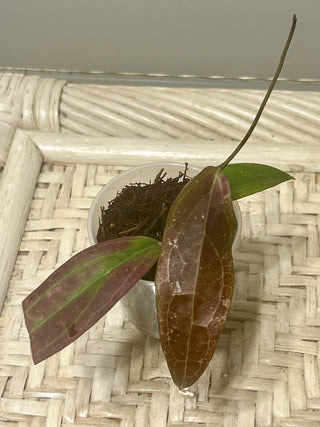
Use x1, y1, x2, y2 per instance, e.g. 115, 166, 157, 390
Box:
23, 16, 297, 390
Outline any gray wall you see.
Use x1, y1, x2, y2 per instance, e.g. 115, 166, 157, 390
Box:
0, 0, 319, 80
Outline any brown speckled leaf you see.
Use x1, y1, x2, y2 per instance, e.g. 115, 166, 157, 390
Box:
155, 166, 237, 389
23, 236, 160, 364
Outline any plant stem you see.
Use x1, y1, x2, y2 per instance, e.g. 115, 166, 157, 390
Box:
219, 14, 297, 170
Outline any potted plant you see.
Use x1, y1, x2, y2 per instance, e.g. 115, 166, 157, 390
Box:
22, 16, 296, 390
88, 162, 242, 339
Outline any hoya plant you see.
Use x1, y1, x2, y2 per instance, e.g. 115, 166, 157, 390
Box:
23, 16, 296, 390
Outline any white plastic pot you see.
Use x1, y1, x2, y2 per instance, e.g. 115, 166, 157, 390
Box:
87, 162, 241, 338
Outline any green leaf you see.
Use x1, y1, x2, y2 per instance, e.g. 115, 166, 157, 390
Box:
223, 163, 293, 200
155, 166, 237, 389
23, 236, 160, 364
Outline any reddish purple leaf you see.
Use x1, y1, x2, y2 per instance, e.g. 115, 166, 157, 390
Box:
23, 236, 160, 364
155, 166, 237, 389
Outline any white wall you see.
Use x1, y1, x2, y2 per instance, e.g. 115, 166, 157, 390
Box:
0, 0, 319, 80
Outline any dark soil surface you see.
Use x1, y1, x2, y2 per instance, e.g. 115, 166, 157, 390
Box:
97, 165, 190, 280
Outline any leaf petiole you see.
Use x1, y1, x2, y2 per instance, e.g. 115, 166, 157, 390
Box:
218, 15, 297, 170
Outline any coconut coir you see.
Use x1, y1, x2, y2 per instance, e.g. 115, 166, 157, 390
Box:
97, 165, 190, 280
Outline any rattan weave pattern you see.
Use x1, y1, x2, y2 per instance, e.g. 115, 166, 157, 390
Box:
60, 84, 320, 146
1, 160, 320, 426
0, 73, 66, 167
0, 71, 320, 425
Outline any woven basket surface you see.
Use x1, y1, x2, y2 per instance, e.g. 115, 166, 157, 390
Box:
1, 160, 320, 426
60, 84, 320, 145
0, 73, 320, 425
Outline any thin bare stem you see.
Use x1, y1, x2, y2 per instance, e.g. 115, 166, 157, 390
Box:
219, 15, 297, 170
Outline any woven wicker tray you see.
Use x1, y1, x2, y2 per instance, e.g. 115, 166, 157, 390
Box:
0, 129, 320, 426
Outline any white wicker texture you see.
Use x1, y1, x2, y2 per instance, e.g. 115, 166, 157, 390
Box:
0, 74, 65, 167
60, 84, 320, 148
0, 72, 319, 426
